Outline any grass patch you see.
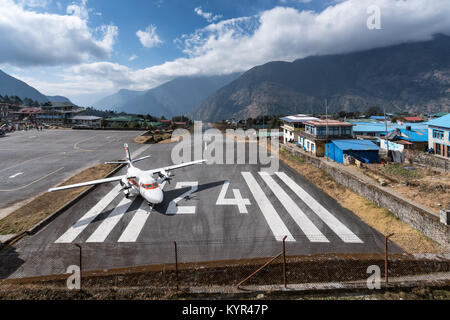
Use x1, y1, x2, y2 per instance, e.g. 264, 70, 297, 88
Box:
0, 163, 118, 235
381, 163, 423, 180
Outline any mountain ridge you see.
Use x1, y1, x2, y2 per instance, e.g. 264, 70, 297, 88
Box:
0, 69, 71, 104
190, 35, 450, 121
94, 73, 241, 118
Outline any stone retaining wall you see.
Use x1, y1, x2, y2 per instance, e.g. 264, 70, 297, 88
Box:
281, 144, 450, 249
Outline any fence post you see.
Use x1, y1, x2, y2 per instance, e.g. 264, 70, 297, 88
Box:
282, 236, 287, 289
174, 241, 178, 290
75, 244, 82, 291
384, 233, 394, 288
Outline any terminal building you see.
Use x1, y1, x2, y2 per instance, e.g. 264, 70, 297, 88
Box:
37, 102, 83, 125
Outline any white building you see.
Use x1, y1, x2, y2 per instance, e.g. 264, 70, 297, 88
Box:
428, 114, 450, 158
70, 115, 103, 128
280, 114, 319, 144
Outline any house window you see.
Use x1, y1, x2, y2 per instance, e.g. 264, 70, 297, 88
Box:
342, 127, 351, 135
317, 127, 326, 136
435, 143, 441, 155
311, 144, 315, 152
330, 127, 339, 136
433, 130, 444, 139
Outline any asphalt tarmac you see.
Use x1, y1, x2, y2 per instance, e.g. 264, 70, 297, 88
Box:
0, 129, 145, 216
0, 131, 401, 279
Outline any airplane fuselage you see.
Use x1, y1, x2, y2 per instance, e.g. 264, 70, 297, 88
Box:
126, 166, 164, 205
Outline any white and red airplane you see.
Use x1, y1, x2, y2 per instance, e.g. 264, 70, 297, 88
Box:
48, 144, 205, 205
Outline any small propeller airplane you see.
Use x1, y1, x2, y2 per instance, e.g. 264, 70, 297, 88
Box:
49, 144, 205, 205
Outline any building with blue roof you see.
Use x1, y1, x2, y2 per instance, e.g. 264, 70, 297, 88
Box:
350, 120, 429, 138
428, 114, 450, 158
369, 115, 390, 121
325, 140, 380, 164
379, 127, 429, 152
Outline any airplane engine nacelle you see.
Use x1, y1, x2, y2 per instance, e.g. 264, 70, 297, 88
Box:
120, 177, 131, 190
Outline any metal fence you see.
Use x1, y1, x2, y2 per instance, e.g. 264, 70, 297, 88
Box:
0, 233, 449, 292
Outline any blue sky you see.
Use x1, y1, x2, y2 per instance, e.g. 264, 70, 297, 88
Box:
1, 0, 449, 105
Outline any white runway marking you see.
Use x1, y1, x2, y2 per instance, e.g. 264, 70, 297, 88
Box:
8, 172, 23, 179
117, 200, 151, 242
242, 172, 295, 242
216, 181, 250, 214
275, 172, 363, 243
55, 184, 122, 243
166, 182, 198, 214
259, 172, 329, 243
118, 181, 166, 242
86, 196, 134, 243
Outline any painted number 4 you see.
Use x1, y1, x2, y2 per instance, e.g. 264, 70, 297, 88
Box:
216, 181, 250, 213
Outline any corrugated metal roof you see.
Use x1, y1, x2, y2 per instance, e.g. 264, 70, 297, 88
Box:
369, 116, 389, 120
351, 122, 429, 133
402, 116, 425, 122
330, 139, 379, 151
70, 116, 102, 120
305, 120, 353, 127
428, 114, 450, 129
280, 114, 319, 123
397, 129, 428, 142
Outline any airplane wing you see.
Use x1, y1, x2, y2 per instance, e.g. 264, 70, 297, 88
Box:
48, 175, 126, 192
147, 159, 206, 175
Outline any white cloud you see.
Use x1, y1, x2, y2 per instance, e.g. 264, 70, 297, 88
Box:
19, 0, 51, 7
194, 6, 223, 23
136, 24, 163, 48
66, 0, 88, 19
128, 54, 138, 61
0, 0, 118, 66
13, 0, 450, 103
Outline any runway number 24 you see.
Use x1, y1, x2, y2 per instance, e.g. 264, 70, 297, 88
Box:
165, 181, 250, 214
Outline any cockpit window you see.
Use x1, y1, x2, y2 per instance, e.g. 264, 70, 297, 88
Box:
141, 182, 159, 190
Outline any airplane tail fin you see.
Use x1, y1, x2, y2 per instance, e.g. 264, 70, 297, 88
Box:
124, 143, 132, 163
105, 143, 133, 166
105, 144, 151, 167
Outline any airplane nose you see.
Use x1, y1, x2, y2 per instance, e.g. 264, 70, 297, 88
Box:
154, 190, 163, 204
144, 189, 163, 204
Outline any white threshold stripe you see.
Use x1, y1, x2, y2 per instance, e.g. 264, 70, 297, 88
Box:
55, 184, 122, 243
86, 196, 134, 243
259, 172, 329, 243
242, 172, 295, 242
117, 200, 150, 243
117, 181, 166, 242
275, 172, 363, 243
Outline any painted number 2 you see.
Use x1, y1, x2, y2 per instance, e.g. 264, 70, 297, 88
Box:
166, 182, 198, 214
216, 181, 250, 213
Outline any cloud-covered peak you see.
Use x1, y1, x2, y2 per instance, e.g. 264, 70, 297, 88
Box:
0, 0, 118, 66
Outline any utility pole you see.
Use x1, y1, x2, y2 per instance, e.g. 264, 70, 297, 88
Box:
384, 107, 389, 163
326, 99, 329, 161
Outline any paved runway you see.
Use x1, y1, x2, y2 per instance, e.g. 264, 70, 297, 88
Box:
0, 133, 401, 279
0, 129, 144, 216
